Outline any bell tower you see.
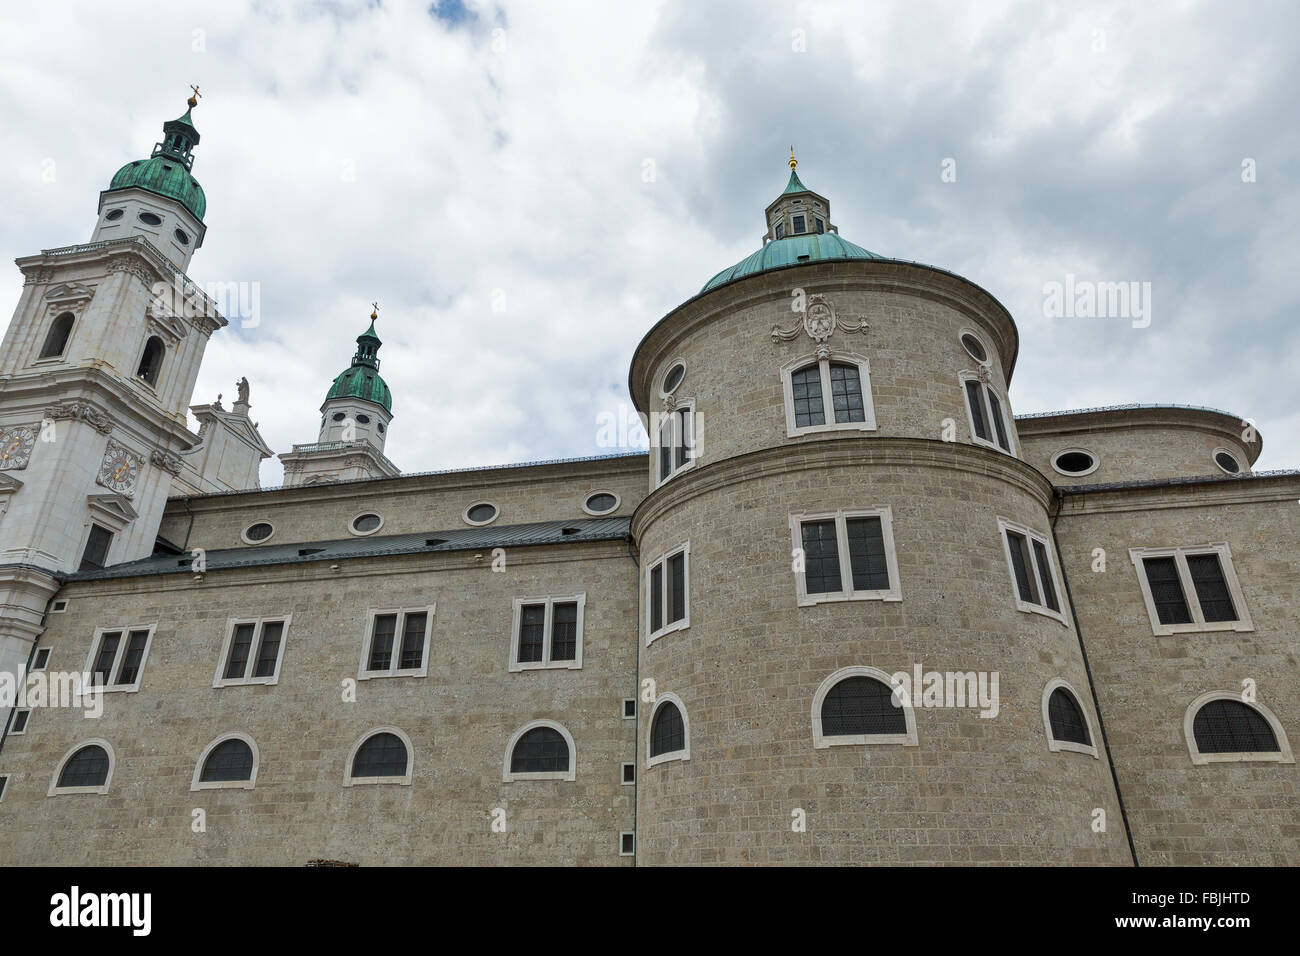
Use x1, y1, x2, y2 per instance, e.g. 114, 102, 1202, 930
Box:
0, 91, 227, 689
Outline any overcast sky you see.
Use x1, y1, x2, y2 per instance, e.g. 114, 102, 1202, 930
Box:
2, 0, 1296, 485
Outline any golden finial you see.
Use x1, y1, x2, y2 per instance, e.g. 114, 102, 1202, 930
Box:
370, 302, 379, 321
788, 145, 797, 170
188, 85, 202, 109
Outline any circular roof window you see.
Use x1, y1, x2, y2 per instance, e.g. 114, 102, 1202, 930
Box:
138, 212, 163, 226
332, 412, 346, 422
464, 502, 498, 526
1051, 449, 1099, 477
105, 209, 124, 221
960, 332, 988, 364
356, 414, 371, 425
1214, 450, 1241, 475
174, 229, 190, 245
662, 362, 686, 395
242, 522, 275, 544
583, 492, 619, 515
350, 512, 383, 536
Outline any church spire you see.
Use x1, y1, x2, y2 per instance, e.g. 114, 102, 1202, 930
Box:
763, 150, 835, 243
152, 86, 202, 171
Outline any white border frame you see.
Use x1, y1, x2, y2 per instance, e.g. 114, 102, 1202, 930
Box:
780, 351, 878, 438
348, 510, 385, 537
358, 605, 435, 679
32, 647, 50, 670
581, 490, 622, 516
48, 738, 115, 796
1041, 678, 1099, 758
10, 708, 30, 736
646, 692, 691, 767
645, 541, 690, 646
213, 615, 292, 687
344, 726, 414, 787
1128, 543, 1254, 635
1050, 447, 1101, 478
51, 599, 69, 613
502, 719, 577, 782
508, 594, 586, 671
959, 372, 1014, 455
1212, 447, 1244, 475
622, 698, 636, 719
621, 762, 636, 785
83, 624, 156, 693
1184, 692, 1294, 766
463, 501, 499, 527
36, 309, 78, 362
619, 831, 635, 857
958, 327, 991, 366
789, 507, 902, 606
997, 517, 1069, 625
240, 521, 276, 545
0, 773, 8, 803
191, 732, 261, 791
134, 333, 166, 390
652, 399, 697, 488
811, 666, 918, 748
659, 358, 687, 398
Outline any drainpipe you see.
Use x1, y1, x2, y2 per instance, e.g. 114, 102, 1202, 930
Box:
625, 533, 639, 867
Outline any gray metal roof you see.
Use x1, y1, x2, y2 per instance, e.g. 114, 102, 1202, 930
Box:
1056, 470, 1300, 495
1015, 402, 1242, 422
65, 516, 633, 583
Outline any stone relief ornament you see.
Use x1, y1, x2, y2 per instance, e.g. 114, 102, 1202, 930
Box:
770, 293, 869, 345
43, 400, 113, 435
0, 425, 37, 470
150, 448, 184, 476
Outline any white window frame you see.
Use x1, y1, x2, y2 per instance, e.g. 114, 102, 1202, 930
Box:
213, 615, 291, 688
652, 400, 696, 488
1183, 692, 1294, 766
10, 708, 30, 735
619, 831, 636, 857
508, 594, 585, 671
646, 692, 691, 768
1041, 678, 1099, 758
997, 518, 1068, 625
240, 521, 276, 545
32, 647, 50, 670
48, 738, 115, 796
1050, 447, 1100, 478
811, 666, 918, 749
622, 698, 636, 719
958, 327, 992, 366
0, 773, 8, 803
344, 726, 414, 787
780, 351, 877, 438
1211, 447, 1244, 475
83, 624, 156, 693
1128, 543, 1253, 635
463, 501, 499, 526
191, 732, 261, 791
502, 719, 577, 782
348, 511, 384, 537
358, 605, 435, 679
621, 762, 636, 785
960, 372, 1014, 454
645, 541, 690, 645
789, 507, 902, 607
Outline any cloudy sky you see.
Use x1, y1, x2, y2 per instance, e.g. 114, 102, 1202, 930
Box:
2, 0, 1296, 484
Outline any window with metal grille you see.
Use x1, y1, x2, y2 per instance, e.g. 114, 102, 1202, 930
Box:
1192, 699, 1278, 754
511, 597, 583, 669
794, 510, 897, 604
801, 520, 842, 595
963, 379, 1011, 452
86, 627, 152, 690
792, 214, 806, 233
57, 745, 110, 789
200, 739, 255, 783
647, 546, 689, 642
821, 677, 906, 736
828, 363, 866, 423
1134, 546, 1247, 632
791, 364, 825, 428
80, 524, 114, 571
1001, 522, 1063, 619
1187, 554, 1236, 622
351, 732, 408, 778
510, 727, 569, 774
1142, 557, 1191, 624
650, 702, 685, 756
1047, 688, 1091, 746
218, 618, 288, 685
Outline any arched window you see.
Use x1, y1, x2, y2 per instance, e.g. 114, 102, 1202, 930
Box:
193, 735, 258, 790
812, 666, 917, 748
648, 694, 690, 766
1185, 694, 1292, 765
136, 335, 165, 386
1041, 679, 1098, 756
39, 312, 75, 358
345, 728, 412, 786
503, 720, 576, 781
781, 353, 876, 436
50, 740, 114, 794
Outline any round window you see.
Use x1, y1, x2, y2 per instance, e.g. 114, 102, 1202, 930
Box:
332, 412, 346, 422
584, 492, 619, 515
243, 522, 274, 543
174, 229, 190, 245
662, 362, 685, 395
105, 209, 124, 221
356, 414, 371, 424
377, 422, 386, 433
960, 333, 988, 364
465, 502, 498, 525
1214, 450, 1241, 474
351, 513, 382, 535
1052, 449, 1098, 476
138, 212, 163, 226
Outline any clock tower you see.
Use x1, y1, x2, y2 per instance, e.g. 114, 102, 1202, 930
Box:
0, 92, 227, 690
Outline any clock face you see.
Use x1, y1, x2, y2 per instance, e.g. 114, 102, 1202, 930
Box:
98, 445, 140, 495
0, 426, 36, 470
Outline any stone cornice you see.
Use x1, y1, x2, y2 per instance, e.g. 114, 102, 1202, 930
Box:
631, 437, 1055, 539
1017, 404, 1261, 465
1056, 472, 1300, 516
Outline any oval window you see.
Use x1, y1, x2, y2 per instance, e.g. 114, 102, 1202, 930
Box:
138, 212, 163, 226
1214, 450, 1241, 474
174, 229, 190, 245
243, 522, 274, 543
105, 209, 124, 221
332, 412, 346, 422
960, 333, 988, 364
356, 414, 371, 425
584, 492, 619, 515
377, 422, 386, 433
465, 502, 498, 525
1051, 449, 1098, 477
662, 362, 685, 395
351, 513, 382, 535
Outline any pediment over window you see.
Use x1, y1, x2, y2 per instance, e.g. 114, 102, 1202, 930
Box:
44, 281, 95, 305
87, 492, 139, 531
145, 308, 188, 346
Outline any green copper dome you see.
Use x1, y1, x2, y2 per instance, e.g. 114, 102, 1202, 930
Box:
325, 319, 392, 412
106, 104, 206, 220
701, 232, 883, 293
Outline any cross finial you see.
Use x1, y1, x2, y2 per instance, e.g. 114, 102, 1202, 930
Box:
370, 301, 379, 321
188, 85, 202, 109
789, 145, 797, 170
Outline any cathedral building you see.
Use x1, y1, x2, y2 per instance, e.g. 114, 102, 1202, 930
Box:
0, 98, 1296, 866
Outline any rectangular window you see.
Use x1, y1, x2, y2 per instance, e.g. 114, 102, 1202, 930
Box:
215, 617, 290, 687
622, 698, 636, 719
791, 509, 901, 606
963, 378, 1012, 452
782, 355, 876, 436
792, 214, 806, 234
621, 762, 635, 785
11, 709, 30, 735
998, 520, 1065, 622
775, 222, 785, 239
1130, 544, 1251, 635
79, 524, 114, 571
360, 607, 433, 678
655, 402, 695, 485
815, 218, 825, 234
646, 543, 690, 644
32, 648, 50, 670
509, 595, 585, 670
84, 625, 155, 692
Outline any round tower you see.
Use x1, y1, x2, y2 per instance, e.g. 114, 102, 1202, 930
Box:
628, 154, 1133, 865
